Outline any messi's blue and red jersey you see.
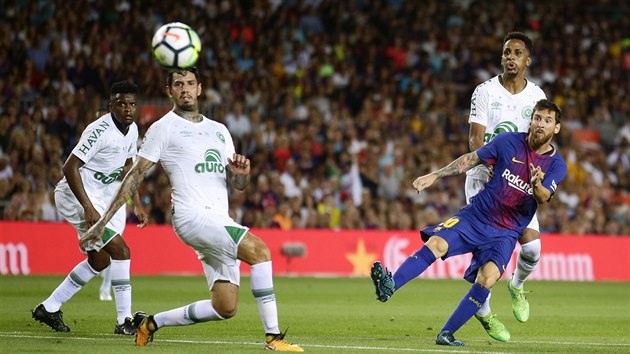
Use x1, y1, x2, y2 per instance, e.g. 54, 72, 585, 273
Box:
464, 132, 567, 238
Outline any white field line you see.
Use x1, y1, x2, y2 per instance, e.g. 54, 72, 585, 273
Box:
0, 332, 628, 352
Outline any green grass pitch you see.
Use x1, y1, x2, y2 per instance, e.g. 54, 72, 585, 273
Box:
1, 275, 628, 353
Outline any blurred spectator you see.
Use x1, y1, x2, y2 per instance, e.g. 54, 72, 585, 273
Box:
225, 100, 251, 141
2, 0, 628, 235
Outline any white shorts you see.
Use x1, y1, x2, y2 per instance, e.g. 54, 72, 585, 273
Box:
54, 184, 126, 253
172, 206, 249, 288
464, 176, 539, 232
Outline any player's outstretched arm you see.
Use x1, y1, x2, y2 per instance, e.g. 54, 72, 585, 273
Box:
413, 151, 481, 193
80, 157, 155, 247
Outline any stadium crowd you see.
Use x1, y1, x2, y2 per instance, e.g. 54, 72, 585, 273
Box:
1, 0, 629, 235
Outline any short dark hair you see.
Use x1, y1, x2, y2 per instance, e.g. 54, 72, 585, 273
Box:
166, 67, 201, 86
110, 81, 138, 99
504, 31, 533, 54
533, 99, 562, 124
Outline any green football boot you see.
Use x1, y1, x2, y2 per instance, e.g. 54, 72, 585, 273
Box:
507, 275, 530, 322
474, 313, 510, 342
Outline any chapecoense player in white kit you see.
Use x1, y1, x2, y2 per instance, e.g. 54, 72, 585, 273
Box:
32, 81, 148, 335
80, 68, 303, 352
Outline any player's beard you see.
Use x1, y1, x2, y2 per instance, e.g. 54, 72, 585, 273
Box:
179, 102, 196, 111
529, 129, 553, 150
176, 96, 197, 112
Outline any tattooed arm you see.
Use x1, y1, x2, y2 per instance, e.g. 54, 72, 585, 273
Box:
412, 151, 482, 193
124, 158, 149, 228
80, 157, 155, 246
226, 152, 251, 191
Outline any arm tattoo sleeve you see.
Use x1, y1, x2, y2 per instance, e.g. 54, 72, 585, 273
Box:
435, 152, 481, 178
227, 168, 250, 191
101, 161, 152, 223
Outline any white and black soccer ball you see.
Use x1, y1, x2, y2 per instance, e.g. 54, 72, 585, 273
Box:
151, 22, 201, 70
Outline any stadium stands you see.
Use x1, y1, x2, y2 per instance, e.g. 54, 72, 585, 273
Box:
1, 0, 628, 234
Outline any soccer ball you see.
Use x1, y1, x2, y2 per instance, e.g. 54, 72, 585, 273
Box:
151, 22, 201, 70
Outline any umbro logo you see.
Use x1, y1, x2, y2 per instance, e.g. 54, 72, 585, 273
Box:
512, 157, 525, 164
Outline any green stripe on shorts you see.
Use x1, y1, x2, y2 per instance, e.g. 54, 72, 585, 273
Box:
224, 226, 247, 244
102, 228, 117, 244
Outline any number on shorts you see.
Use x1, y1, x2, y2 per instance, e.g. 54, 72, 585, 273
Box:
442, 217, 460, 228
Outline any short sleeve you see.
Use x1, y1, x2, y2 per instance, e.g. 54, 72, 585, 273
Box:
542, 159, 567, 199
469, 84, 489, 126
127, 125, 138, 160
222, 125, 236, 164
72, 125, 104, 164
138, 121, 168, 163
476, 132, 506, 166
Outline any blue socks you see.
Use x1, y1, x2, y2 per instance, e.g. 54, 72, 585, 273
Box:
441, 283, 490, 333
391, 244, 491, 336
393, 246, 436, 291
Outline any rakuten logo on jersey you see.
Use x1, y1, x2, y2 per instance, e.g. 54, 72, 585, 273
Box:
501, 168, 533, 195
194, 149, 225, 174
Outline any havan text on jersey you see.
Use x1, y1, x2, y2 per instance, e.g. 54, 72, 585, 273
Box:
77, 120, 110, 155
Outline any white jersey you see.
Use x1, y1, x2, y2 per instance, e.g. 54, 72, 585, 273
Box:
138, 111, 236, 216
467, 75, 546, 180
57, 113, 138, 200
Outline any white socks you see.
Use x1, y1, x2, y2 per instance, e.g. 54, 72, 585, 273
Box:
110, 259, 132, 324
476, 291, 492, 317
251, 261, 280, 334
513, 239, 541, 288
99, 265, 112, 299
475, 239, 541, 318
154, 300, 224, 327
40, 258, 133, 325
42, 259, 99, 312
145, 261, 280, 334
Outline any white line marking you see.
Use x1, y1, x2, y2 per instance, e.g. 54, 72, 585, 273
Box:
1, 332, 628, 352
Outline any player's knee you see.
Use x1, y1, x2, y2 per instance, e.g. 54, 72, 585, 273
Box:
519, 238, 541, 262
116, 244, 131, 259
213, 302, 238, 319
105, 236, 130, 260
238, 233, 271, 264
87, 251, 111, 271
476, 264, 501, 289
519, 228, 540, 245
425, 236, 448, 258
251, 240, 271, 262
217, 307, 237, 319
